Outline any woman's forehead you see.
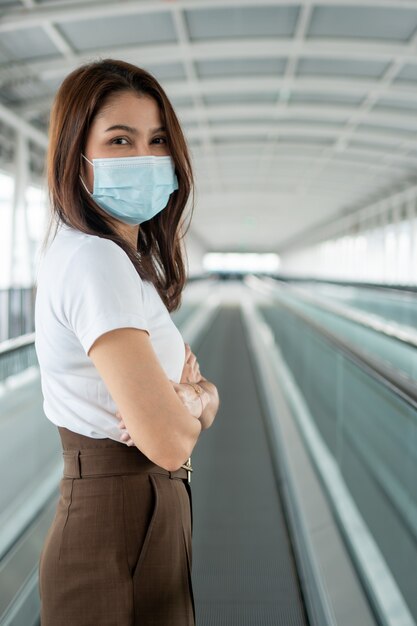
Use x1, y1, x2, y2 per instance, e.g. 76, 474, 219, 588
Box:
94, 92, 161, 128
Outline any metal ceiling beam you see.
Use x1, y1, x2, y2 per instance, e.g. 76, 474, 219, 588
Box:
1, 0, 416, 226
193, 151, 413, 174
15, 0, 77, 58
277, 180, 417, 253
184, 122, 417, 148
17, 97, 417, 137
42, 22, 76, 58
4, 76, 417, 119
192, 140, 417, 170
197, 180, 384, 198
3, 0, 417, 32
4, 37, 417, 87
2, 0, 416, 259
165, 75, 417, 102
82, 73, 417, 102
0, 102, 47, 148
296, 23, 417, 200
196, 130, 417, 177
196, 162, 386, 181
189, 104, 417, 132
170, 5, 222, 194
197, 165, 403, 185
257, 1, 313, 187
347, 47, 417, 149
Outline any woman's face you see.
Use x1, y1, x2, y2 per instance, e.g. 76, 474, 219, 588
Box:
82, 90, 170, 193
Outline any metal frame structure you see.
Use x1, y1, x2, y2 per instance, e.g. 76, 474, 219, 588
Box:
2, 0, 417, 267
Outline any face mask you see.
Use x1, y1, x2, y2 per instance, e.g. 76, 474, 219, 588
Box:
79, 154, 179, 225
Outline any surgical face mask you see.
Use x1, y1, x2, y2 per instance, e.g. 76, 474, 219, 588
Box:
79, 154, 179, 225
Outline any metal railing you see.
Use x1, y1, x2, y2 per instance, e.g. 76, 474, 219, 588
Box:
247, 274, 417, 625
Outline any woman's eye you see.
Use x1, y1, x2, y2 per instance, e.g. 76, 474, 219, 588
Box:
153, 136, 167, 145
111, 137, 129, 145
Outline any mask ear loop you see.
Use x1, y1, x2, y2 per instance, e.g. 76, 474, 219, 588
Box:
79, 175, 92, 195
79, 154, 93, 195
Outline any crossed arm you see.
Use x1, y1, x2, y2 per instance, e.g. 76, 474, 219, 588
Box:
117, 342, 220, 445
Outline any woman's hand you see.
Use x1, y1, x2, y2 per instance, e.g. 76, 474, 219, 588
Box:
116, 410, 135, 446
180, 342, 201, 384
169, 380, 210, 419
175, 342, 209, 418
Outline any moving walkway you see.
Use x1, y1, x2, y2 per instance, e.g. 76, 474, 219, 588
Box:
1, 279, 415, 625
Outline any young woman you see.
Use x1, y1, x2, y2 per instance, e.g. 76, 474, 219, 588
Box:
34, 58, 220, 626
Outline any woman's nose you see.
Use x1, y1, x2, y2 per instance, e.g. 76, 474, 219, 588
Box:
135, 144, 154, 157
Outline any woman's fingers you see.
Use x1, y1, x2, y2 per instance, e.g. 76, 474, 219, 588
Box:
116, 410, 127, 429
121, 433, 134, 446
115, 410, 135, 445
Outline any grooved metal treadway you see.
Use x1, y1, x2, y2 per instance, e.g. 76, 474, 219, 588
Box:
190, 305, 309, 625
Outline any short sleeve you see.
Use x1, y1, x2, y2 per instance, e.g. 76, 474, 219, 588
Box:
60, 237, 150, 356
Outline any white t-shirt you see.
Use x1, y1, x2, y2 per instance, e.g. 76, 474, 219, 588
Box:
34, 222, 186, 441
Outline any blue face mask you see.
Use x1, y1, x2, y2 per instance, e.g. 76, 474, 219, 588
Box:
80, 154, 179, 225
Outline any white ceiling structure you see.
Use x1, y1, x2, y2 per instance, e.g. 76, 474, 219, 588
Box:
2, 0, 417, 254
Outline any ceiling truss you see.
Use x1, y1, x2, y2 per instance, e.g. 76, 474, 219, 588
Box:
1, 0, 417, 251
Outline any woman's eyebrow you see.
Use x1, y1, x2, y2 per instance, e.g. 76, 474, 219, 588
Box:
104, 124, 166, 134
105, 124, 137, 134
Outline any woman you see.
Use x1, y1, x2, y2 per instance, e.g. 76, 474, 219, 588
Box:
34, 58, 220, 626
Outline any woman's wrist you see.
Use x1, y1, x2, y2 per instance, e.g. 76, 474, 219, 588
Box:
185, 380, 203, 395
183, 381, 205, 418
195, 382, 212, 425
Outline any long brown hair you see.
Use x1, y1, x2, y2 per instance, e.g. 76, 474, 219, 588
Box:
43, 58, 195, 312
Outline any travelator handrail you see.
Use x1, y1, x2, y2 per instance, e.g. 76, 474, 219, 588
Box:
0, 333, 35, 356
248, 275, 417, 413
245, 276, 417, 626
268, 273, 417, 296
0, 333, 37, 385
265, 276, 417, 351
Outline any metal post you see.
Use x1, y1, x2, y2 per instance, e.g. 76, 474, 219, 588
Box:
10, 130, 30, 288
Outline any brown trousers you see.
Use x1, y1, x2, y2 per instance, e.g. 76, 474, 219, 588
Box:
38, 426, 195, 626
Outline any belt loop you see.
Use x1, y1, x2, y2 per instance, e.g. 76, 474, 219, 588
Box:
63, 450, 82, 479
168, 470, 173, 480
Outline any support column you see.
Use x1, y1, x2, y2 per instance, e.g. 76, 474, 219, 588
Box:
10, 130, 30, 288
406, 192, 417, 287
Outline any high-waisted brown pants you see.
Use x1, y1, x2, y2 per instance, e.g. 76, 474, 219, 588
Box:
38, 426, 195, 626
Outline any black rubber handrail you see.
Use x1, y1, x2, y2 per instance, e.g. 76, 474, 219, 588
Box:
247, 275, 417, 413
264, 276, 417, 350
268, 273, 417, 296
0, 332, 35, 356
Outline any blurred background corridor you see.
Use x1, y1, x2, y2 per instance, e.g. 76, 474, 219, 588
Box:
0, 1, 416, 625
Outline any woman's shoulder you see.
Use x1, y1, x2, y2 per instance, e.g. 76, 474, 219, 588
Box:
56, 224, 132, 264
36, 224, 137, 290
57, 223, 113, 248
